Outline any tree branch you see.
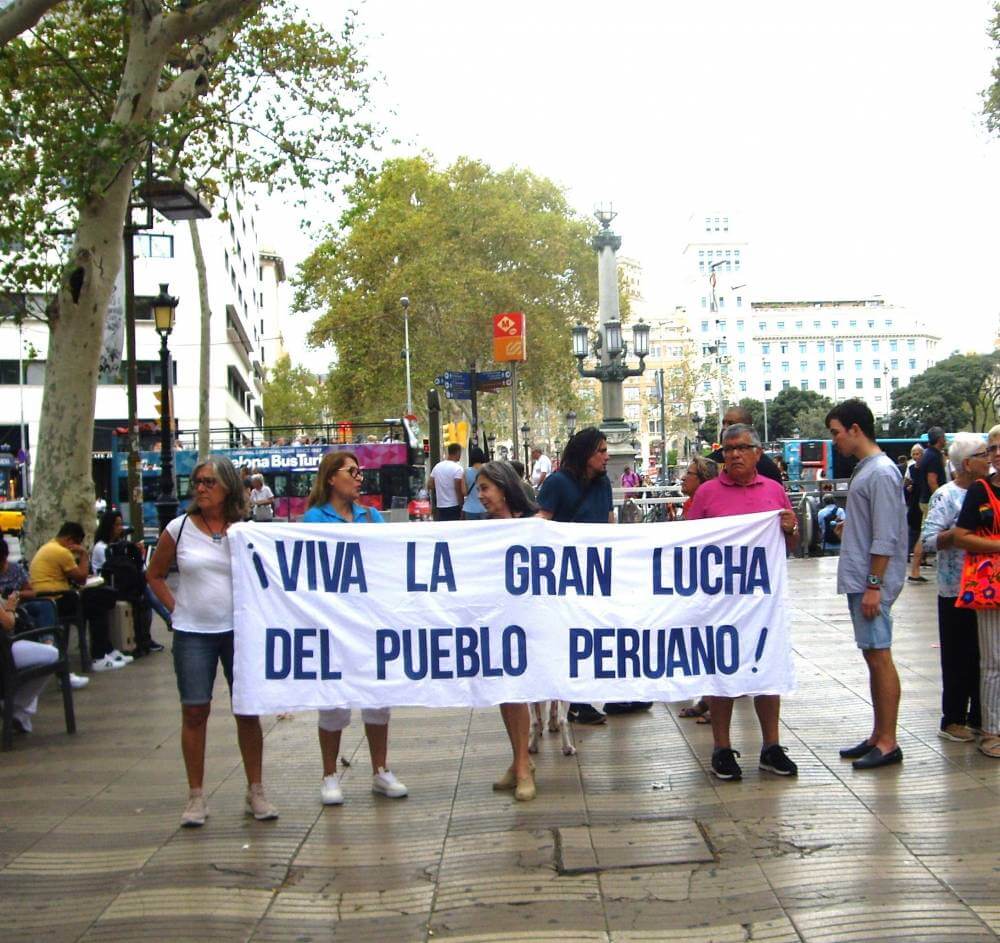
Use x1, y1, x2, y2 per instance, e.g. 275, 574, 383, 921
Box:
158, 0, 261, 49
152, 23, 231, 114
0, 0, 66, 47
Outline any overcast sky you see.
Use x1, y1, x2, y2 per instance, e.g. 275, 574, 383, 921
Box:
274, 1, 1000, 370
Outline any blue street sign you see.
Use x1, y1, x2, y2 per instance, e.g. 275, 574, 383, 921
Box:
476, 369, 511, 382
445, 388, 472, 400
434, 375, 447, 386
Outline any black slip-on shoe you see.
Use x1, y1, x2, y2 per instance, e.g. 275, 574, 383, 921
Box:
852, 746, 903, 769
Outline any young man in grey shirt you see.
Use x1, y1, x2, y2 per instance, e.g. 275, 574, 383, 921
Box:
826, 399, 908, 770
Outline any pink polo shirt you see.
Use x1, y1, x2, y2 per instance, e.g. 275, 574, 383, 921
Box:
685, 470, 792, 520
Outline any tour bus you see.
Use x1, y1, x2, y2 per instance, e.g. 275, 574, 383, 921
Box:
109, 419, 426, 528
781, 433, 983, 483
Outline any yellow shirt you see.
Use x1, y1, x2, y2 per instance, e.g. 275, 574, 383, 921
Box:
30, 539, 77, 593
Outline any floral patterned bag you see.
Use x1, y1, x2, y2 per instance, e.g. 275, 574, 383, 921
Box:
956, 480, 1000, 610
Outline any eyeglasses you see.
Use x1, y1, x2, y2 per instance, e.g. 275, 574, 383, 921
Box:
341, 466, 363, 480
192, 477, 218, 489
987, 444, 1000, 454
721, 444, 758, 455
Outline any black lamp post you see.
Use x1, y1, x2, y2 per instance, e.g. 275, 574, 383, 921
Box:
487, 432, 496, 460
566, 410, 577, 439
520, 423, 530, 470
153, 282, 179, 533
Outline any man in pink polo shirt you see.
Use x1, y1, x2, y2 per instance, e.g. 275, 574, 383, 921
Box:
686, 423, 800, 782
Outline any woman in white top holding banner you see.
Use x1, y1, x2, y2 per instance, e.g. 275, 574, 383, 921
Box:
147, 456, 278, 827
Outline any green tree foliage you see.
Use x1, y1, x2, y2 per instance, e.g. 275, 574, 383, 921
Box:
766, 388, 834, 439
984, 2, 1000, 134
262, 353, 325, 429
736, 397, 766, 442
296, 156, 610, 425
890, 351, 1000, 434
0, 0, 376, 300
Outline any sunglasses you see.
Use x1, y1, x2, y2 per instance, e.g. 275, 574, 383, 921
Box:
192, 477, 218, 489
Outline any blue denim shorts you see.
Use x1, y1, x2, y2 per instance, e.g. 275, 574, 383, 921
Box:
172, 630, 234, 704
847, 593, 894, 650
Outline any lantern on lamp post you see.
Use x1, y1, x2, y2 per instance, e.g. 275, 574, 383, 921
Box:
153, 283, 179, 533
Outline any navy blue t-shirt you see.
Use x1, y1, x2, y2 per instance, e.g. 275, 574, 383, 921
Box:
536, 470, 613, 523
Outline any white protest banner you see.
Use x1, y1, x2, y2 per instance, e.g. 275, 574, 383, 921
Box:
230, 511, 794, 714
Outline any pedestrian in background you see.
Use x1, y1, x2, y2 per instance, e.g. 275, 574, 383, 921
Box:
953, 423, 1000, 759
461, 447, 488, 521
530, 445, 552, 490
921, 432, 989, 743
429, 443, 465, 521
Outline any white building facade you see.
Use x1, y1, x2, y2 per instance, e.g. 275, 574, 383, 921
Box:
0, 189, 288, 498
681, 213, 941, 430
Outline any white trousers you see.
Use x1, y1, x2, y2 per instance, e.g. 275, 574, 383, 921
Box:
8, 640, 59, 732
977, 608, 1000, 735
317, 707, 391, 732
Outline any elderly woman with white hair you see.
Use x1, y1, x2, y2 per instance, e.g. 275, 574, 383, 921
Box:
249, 474, 275, 522
954, 424, 1000, 759
921, 432, 992, 743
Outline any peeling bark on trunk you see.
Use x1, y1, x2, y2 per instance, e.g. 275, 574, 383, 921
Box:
26, 184, 133, 557
189, 218, 212, 461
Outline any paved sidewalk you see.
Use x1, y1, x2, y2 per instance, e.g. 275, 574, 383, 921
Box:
2, 557, 999, 942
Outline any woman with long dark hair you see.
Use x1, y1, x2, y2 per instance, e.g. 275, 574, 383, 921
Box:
536, 428, 615, 725
148, 456, 278, 827
479, 460, 538, 800
302, 450, 409, 805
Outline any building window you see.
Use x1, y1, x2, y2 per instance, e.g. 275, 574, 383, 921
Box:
885, 319, 894, 327
849, 320, 857, 328
800, 380, 809, 390
836, 360, 844, 372
835, 340, 843, 353
781, 361, 789, 373
889, 339, 898, 352
782, 380, 790, 390
738, 361, 746, 372
777, 321, 785, 330
891, 358, 899, 369
717, 319, 727, 330
854, 359, 862, 370
873, 359, 881, 370
874, 377, 882, 389
871, 339, 880, 352
799, 342, 807, 353
891, 376, 900, 388
867, 320, 875, 328
831, 320, 839, 328
818, 360, 826, 371
736, 297, 743, 308
133, 233, 175, 258
813, 320, 821, 328
703, 380, 712, 392
701, 320, 709, 332
739, 380, 747, 392
907, 339, 916, 351
837, 378, 845, 390
625, 405, 640, 420
737, 341, 746, 353
817, 341, 826, 353
764, 380, 772, 392
780, 342, 788, 354
799, 360, 807, 371
701, 296, 707, 308
758, 321, 767, 331
762, 342, 771, 354
853, 340, 862, 352
762, 360, 771, 372
855, 378, 863, 389
819, 378, 828, 390
736, 319, 744, 330
795, 320, 803, 329
908, 358, 917, 370
718, 296, 725, 308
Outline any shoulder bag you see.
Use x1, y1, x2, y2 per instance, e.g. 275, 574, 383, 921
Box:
955, 480, 1000, 610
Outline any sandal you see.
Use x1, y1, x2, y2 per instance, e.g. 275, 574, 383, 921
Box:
979, 736, 1000, 758
679, 700, 710, 719
696, 712, 712, 725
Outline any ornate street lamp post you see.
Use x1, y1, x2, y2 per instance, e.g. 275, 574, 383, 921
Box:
570, 208, 649, 481
520, 422, 531, 470
400, 296, 413, 417
153, 283, 179, 533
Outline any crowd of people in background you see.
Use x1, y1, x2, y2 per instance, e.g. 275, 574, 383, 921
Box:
3, 397, 999, 826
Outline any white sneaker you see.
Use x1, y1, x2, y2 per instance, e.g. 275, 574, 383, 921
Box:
320, 774, 344, 805
69, 673, 89, 689
91, 655, 125, 672
181, 790, 208, 827
108, 649, 134, 664
245, 783, 279, 820
372, 767, 408, 798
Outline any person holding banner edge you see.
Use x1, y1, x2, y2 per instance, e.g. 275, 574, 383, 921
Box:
536, 428, 619, 725
301, 450, 409, 804
685, 423, 800, 781
147, 456, 279, 827
826, 399, 908, 770
478, 459, 539, 800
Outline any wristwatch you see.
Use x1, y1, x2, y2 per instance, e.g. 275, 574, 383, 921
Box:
866, 574, 883, 588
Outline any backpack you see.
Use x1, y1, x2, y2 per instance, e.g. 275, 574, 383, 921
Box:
100, 541, 146, 601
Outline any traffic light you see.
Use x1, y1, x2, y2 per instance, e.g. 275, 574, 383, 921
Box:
152, 389, 173, 420
423, 438, 430, 455
443, 422, 457, 446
